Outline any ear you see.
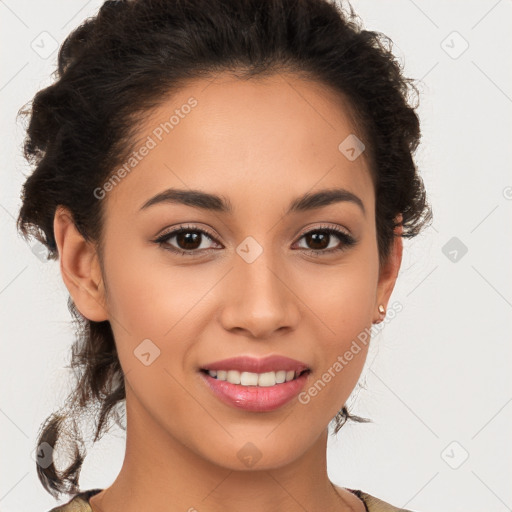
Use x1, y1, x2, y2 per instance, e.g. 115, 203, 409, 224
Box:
53, 206, 109, 322
374, 214, 403, 323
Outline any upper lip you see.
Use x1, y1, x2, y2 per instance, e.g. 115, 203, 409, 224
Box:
200, 355, 310, 374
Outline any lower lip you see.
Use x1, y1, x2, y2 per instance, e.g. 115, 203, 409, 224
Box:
199, 371, 310, 412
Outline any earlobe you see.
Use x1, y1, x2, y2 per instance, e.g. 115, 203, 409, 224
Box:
53, 206, 109, 322
374, 214, 403, 323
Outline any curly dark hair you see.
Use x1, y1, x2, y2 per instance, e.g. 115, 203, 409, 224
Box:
16, 0, 432, 500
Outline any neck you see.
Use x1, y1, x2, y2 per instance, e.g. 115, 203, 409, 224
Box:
89, 385, 362, 512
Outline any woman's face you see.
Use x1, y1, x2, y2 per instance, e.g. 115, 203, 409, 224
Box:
80, 73, 401, 470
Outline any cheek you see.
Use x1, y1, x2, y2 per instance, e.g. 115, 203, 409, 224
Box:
301, 258, 378, 340
296, 257, 377, 410
102, 240, 212, 338
101, 243, 221, 405
101, 244, 203, 427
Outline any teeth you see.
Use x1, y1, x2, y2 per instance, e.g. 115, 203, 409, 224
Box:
241, 371, 259, 385
275, 370, 286, 384
206, 369, 304, 386
227, 370, 241, 384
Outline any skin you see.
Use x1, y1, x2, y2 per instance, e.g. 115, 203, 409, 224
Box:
53, 72, 402, 512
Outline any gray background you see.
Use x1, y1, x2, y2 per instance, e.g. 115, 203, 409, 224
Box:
1, 1, 511, 511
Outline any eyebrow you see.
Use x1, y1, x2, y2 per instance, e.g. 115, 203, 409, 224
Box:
140, 187, 365, 217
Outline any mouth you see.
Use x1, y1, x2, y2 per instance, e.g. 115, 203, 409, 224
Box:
197, 354, 312, 411
198, 367, 312, 412
199, 368, 311, 387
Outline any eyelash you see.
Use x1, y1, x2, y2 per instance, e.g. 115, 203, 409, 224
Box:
153, 223, 357, 257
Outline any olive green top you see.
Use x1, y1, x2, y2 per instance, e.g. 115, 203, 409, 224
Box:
47, 488, 417, 511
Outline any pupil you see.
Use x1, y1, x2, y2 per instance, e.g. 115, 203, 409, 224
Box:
308, 231, 328, 250
178, 232, 200, 250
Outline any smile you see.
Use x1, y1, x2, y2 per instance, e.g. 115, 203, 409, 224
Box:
201, 369, 308, 387
199, 369, 311, 412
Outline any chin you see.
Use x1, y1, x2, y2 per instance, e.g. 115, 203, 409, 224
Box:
194, 432, 313, 472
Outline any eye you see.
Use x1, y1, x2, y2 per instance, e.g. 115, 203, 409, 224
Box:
153, 224, 221, 256
294, 224, 356, 255
153, 223, 357, 257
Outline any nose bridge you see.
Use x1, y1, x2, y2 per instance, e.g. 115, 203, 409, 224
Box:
241, 249, 281, 299
220, 238, 299, 336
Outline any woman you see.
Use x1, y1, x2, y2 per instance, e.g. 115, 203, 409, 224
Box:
17, 0, 432, 510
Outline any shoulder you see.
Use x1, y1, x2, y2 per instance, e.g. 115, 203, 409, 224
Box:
46, 489, 103, 512
352, 489, 418, 512
48, 487, 419, 512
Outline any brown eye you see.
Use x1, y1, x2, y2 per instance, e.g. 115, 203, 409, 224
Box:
295, 226, 356, 255
303, 231, 331, 250
154, 225, 221, 255
174, 231, 202, 250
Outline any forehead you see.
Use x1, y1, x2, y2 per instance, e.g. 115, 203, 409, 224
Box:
102, 72, 374, 219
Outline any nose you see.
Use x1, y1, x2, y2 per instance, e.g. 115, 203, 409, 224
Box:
218, 251, 301, 339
